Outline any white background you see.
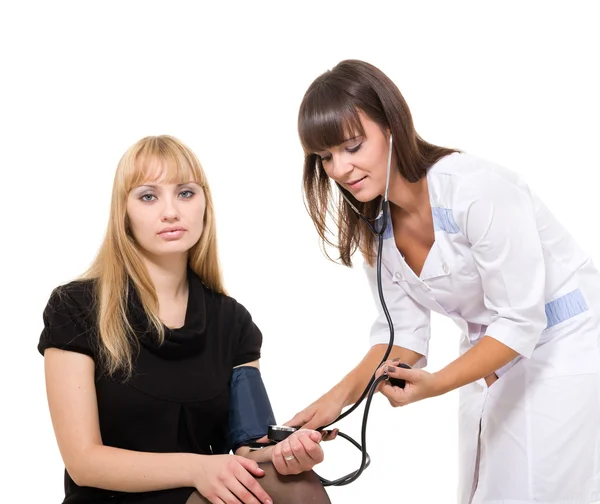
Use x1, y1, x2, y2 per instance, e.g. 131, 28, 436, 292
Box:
1, 1, 599, 502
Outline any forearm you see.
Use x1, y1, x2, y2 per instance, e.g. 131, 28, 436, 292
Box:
433, 336, 519, 395
340, 344, 423, 406
236, 445, 273, 464
70, 446, 202, 492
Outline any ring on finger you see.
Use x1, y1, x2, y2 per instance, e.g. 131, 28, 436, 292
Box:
284, 454, 295, 461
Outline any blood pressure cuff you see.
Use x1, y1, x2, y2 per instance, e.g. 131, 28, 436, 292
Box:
227, 366, 276, 453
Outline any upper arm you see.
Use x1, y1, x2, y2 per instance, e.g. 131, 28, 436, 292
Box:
454, 171, 547, 357
44, 348, 102, 477
231, 299, 263, 367
234, 359, 259, 369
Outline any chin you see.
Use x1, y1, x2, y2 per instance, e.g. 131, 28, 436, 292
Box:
147, 242, 193, 258
352, 190, 380, 204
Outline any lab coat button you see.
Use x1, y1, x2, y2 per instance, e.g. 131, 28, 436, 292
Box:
442, 264, 449, 274
395, 272, 402, 280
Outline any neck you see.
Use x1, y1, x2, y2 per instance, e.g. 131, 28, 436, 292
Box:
386, 171, 430, 217
142, 253, 189, 300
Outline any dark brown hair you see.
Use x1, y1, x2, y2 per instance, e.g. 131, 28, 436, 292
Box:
298, 59, 458, 267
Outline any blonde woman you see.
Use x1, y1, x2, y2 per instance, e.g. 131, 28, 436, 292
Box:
38, 136, 330, 504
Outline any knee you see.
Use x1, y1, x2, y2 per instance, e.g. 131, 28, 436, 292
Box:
257, 462, 331, 504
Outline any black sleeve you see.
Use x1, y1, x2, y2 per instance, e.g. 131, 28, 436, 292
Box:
37, 282, 98, 360
232, 302, 263, 367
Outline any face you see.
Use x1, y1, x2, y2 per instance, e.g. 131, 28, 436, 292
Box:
126, 176, 206, 260
315, 112, 391, 202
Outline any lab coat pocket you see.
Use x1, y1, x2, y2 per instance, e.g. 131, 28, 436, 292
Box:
485, 356, 529, 399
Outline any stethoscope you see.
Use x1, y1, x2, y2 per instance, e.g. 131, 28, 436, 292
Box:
311, 134, 412, 486
267, 135, 410, 485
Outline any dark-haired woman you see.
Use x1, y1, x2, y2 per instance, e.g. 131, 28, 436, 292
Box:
286, 59, 600, 503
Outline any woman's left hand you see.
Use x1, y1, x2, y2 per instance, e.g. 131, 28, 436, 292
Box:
375, 360, 442, 407
271, 429, 325, 475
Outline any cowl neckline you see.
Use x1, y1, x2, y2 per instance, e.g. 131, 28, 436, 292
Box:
126, 268, 208, 359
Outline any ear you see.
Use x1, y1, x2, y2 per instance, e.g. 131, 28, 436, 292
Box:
124, 214, 134, 238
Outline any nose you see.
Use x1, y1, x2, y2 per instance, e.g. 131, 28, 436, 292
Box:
330, 152, 353, 181
160, 197, 180, 222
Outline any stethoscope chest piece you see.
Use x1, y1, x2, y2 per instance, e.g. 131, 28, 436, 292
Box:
386, 362, 411, 389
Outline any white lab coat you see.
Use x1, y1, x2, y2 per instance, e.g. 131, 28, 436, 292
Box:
366, 153, 600, 503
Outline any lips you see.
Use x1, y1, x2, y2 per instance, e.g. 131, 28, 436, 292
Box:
157, 227, 187, 241
346, 176, 367, 188
158, 226, 186, 235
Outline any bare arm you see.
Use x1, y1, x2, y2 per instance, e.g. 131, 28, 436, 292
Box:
44, 347, 205, 492
285, 344, 423, 430
340, 343, 423, 406
378, 336, 519, 407
433, 336, 518, 394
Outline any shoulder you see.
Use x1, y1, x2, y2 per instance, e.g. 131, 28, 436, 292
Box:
51, 278, 97, 303
203, 285, 255, 327
428, 152, 530, 208
46, 279, 97, 322
200, 283, 262, 365
429, 152, 516, 181
39, 278, 99, 358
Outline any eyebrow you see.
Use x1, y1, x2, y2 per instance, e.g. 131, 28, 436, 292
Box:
316, 135, 362, 154
134, 182, 197, 190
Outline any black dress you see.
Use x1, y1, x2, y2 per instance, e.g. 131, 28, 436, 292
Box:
38, 269, 262, 504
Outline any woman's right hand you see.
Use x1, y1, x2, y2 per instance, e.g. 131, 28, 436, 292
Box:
195, 454, 272, 504
284, 387, 348, 431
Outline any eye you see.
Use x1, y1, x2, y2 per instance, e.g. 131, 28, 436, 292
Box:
347, 142, 362, 154
319, 154, 332, 163
179, 189, 195, 199
140, 194, 156, 202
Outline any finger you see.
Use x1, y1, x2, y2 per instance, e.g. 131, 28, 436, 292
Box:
273, 440, 296, 474
297, 432, 324, 464
289, 434, 314, 468
279, 440, 298, 469
295, 428, 325, 444
283, 409, 312, 428
208, 496, 227, 504
385, 364, 415, 382
233, 467, 272, 504
320, 428, 339, 441
375, 377, 388, 393
379, 380, 398, 397
235, 456, 266, 477
271, 443, 287, 474
291, 428, 318, 438
379, 382, 408, 407
216, 487, 243, 504
222, 477, 261, 504
254, 435, 270, 444
295, 417, 323, 431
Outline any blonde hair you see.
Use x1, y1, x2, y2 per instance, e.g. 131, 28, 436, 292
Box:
81, 135, 225, 377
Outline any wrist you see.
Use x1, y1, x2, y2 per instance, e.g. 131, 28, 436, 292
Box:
431, 370, 453, 396
241, 445, 274, 464
188, 454, 209, 488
